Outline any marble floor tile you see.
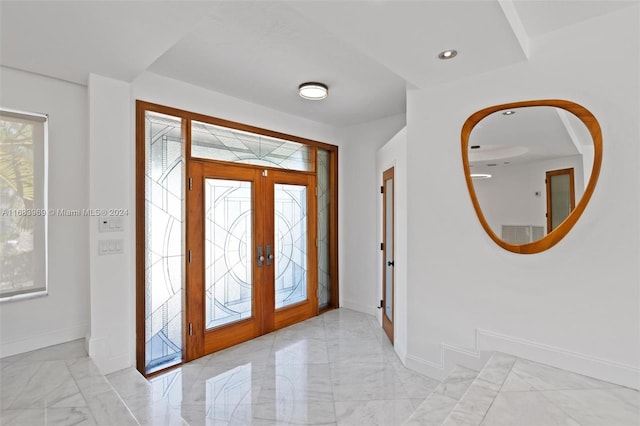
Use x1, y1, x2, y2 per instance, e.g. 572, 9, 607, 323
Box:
84, 389, 138, 425
394, 367, 440, 400
436, 366, 479, 401
542, 387, 640, 426
252, 398, 336, 425
501, 357, 621, 392
108, 368, 188, 426
442, 353, 516, 426
335, 399, 415, 426
275, 321, 327, 342
7, 360, 84, 409
0, 407, 97, 426
0, 339, 87, 365
269, 338, 329, 365
481, 391, 580, 426
403, 366, 479, 426
259, 363, 333, 403
3, 309, 638, 426
0, 361, 43, 410
68, 358, 113, 400
332, 371, 408, 401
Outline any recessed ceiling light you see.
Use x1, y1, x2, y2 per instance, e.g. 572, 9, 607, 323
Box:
438, 49, 458, 60
502, 110, 516, 115
298, 82, 328, 100
471, 173, 492, 179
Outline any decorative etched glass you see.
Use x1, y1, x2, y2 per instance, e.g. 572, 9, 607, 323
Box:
205, 179, 253, 329
274, 184, 308, 309
317, 149, 330, 309
145, 111, 184, 373
206, 364, 254, 421
191, 121, 312, 171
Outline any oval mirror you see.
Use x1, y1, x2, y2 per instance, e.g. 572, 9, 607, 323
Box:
461, 100, 602, 254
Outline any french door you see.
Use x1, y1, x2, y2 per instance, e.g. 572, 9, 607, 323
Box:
185, 160, 317, 361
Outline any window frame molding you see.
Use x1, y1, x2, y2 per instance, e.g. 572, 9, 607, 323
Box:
0, 107, 49, 303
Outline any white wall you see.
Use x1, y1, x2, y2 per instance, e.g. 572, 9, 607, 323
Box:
474, 154, 584, 234
376, 127, 408, 361
0, 67, 90, 357
405, 7, 639, 388
87, 74, 133, 373
338, 114, 406, 315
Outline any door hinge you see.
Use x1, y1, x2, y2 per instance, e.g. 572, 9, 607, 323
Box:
188, 323, 193, 336
380, 242, 384, 251
189, 177, 193, 190
188, 250, 192, 263
380, 186, 384, 194
316, 239, 318, 248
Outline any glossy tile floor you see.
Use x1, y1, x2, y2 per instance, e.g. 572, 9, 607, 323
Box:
1, 309, 639, 425
479, 356, 640, 426
0, 309, 440, 425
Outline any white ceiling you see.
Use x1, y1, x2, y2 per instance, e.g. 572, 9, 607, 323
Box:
1, 0, 635, 126
469, 106, 590, 167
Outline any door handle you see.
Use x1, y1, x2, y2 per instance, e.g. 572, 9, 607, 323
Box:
266, 244, 273, 266
257, 246, 264, 267
387, 260, 394, 267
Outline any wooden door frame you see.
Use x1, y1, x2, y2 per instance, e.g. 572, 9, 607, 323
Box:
382, 167, 394, 343
135, 100, 339, 376
545, 167, 575, 233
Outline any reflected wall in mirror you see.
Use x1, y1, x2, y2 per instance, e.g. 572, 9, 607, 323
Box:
461, 100, 602, 254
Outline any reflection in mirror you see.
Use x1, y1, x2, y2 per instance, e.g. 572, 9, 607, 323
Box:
462, 100, 602, 254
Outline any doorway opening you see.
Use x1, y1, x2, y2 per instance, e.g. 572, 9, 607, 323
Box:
546, 168, 575, 233
136, 101, 339, 376
381, 167, 394, 343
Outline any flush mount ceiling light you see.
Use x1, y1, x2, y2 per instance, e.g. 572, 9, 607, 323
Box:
298, 82, 328, 100
438, 49, 457, 60
502, 110, 516, 115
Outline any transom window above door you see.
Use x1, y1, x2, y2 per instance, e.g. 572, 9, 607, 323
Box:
191, 120, 313, 171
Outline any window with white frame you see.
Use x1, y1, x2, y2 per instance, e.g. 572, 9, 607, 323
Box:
0, 109, 48, 301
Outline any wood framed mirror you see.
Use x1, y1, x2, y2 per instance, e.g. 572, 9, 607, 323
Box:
461, 99, 602, 254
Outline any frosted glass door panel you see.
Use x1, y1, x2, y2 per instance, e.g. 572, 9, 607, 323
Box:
385, 178, 393, 321
550, 173, 571, 231
205, 179, 253, 329
274, 184, 308, 309
317, 149, 330, 309
144, 111, 184, 373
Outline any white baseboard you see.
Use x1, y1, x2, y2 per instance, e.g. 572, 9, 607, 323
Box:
0, 323, 89, 358
342, 300, 378, 316
406, 328, 640, 390
86, 336, 132, 375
